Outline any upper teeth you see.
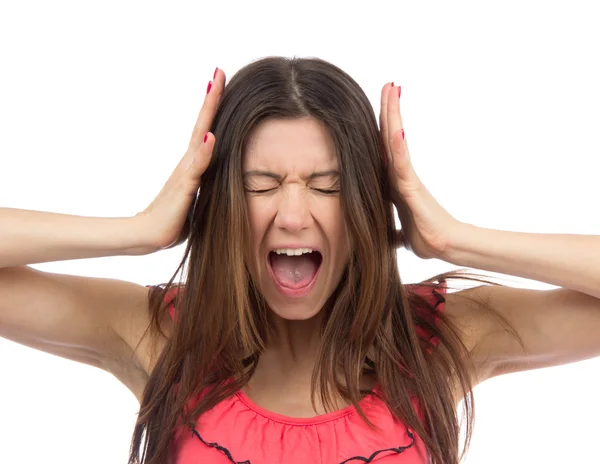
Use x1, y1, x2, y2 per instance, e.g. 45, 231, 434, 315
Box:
273, 248, 314, 256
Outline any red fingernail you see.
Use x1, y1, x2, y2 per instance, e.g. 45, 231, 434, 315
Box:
213, 67, 219, 79
398, 86, 401, 99
391, 81, 394, 87
401, 129, 405, 140
206, 81, 212, 94
204, 133, 208, 143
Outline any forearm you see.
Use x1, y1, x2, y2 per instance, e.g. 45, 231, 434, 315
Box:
444, 223, 600, 299
0, 207, 155, 268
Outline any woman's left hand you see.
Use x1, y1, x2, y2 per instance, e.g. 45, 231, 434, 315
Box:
379, 83, 464, 260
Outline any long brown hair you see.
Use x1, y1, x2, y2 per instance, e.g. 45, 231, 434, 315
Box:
128, 56, 521, 464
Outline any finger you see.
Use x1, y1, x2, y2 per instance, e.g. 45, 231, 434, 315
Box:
379, 82, 394, 165
186, 132, 215, 183
171, 131, 214, 247
387, 85, 414, 182
188, 67, 226, 152
175, 132, 214, 246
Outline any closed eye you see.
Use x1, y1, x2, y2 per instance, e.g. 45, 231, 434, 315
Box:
246, 188, 276, 194
245, 187, 340, 195
312, 188, 339, 195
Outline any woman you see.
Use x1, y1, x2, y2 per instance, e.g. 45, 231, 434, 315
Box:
1, 56, 598, 464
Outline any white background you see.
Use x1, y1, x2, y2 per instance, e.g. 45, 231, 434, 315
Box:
1, 0, 599, 462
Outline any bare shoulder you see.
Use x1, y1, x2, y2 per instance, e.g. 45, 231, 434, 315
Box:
106, 284, 174, 402
0, 267, 173, 404
437, 285, 500, 405
446, 284, 600, 386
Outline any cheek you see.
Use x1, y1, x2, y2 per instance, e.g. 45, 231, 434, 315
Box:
245, 203, 266, 285
332, 218, 351, 264
326, 205, 347, 244
246, 199, 272, 260
246, 200, 263, 237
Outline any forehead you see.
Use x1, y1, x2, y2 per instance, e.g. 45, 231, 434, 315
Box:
243, 117, 337, 170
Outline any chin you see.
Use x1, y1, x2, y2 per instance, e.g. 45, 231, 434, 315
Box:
266, 301, 325, 321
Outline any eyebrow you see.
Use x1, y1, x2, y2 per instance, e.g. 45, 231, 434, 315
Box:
242, 170, 339, 181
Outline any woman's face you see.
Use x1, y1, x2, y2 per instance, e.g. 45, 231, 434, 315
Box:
243, 116, 350, 320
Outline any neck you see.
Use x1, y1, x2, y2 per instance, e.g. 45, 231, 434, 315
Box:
267, 310, 324, 365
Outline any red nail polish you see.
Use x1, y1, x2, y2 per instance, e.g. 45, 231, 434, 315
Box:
206, 81, 212, 94
204, 133, 208, 143
401, 129, 405, 140
391, 81, 394, 87
213, 67, 219, 79
398, 86, 401, 99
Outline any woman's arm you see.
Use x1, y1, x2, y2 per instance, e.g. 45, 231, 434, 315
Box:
0, 208, 153, 268
444, 224, 600, 300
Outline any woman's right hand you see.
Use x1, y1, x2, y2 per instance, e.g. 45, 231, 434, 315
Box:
135, 68, 225, 251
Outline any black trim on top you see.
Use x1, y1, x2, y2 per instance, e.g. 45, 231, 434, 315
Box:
190, 425, 415, 464
339, 428, 415, 463
190, 426, 250, 464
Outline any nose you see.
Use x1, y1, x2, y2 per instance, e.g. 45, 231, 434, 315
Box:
273, 186, 313, 233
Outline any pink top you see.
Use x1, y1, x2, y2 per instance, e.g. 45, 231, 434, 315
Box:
152, 283, 446, 464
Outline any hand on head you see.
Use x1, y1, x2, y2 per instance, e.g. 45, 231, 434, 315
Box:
136, 67, 225, 250
379, 83, 464, 259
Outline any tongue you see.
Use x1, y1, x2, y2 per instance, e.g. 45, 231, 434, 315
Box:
270, 253, 319, 288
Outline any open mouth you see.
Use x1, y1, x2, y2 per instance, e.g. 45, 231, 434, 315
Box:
267, 250, 323, 290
